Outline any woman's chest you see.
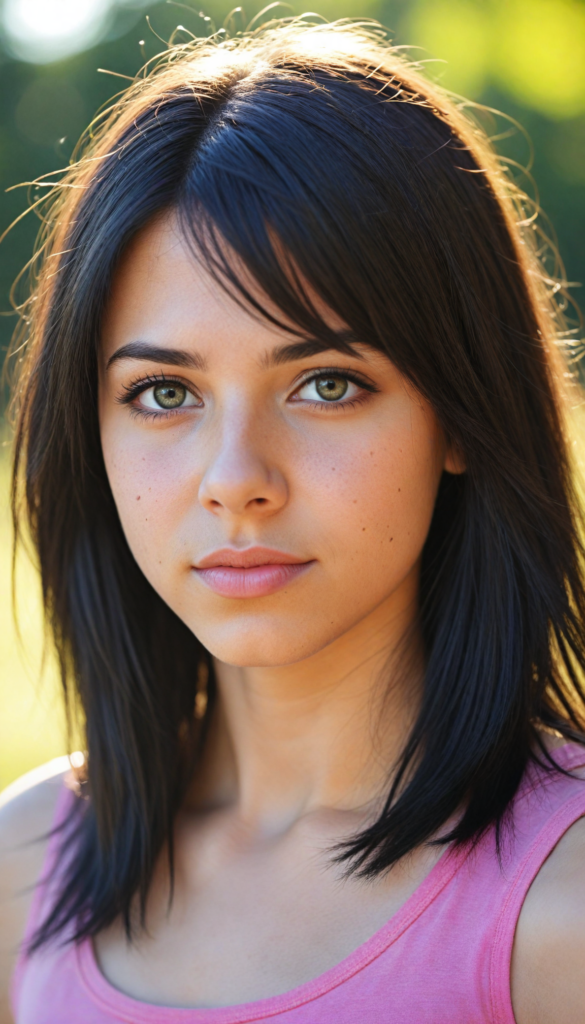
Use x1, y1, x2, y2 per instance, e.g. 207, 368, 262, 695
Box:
93, 826, 441, 1010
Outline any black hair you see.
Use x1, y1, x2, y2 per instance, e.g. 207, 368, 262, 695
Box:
9, 18, 585, 949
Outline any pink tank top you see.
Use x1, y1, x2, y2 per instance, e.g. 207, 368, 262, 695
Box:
11, 742, 585, 1024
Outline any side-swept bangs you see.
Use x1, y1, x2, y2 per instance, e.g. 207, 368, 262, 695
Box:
9, 20, 585, 949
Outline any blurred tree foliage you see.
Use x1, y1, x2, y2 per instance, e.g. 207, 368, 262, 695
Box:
0, 0, 584, 382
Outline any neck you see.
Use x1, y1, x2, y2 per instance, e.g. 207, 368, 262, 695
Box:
192, 570, 423, 835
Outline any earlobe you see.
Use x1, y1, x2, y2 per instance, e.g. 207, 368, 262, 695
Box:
444, 445, 466, 475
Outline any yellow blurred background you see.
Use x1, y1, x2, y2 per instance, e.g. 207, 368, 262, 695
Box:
0, 440, 67, 790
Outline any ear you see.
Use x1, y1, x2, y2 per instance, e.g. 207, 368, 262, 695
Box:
444, 443, 466, 475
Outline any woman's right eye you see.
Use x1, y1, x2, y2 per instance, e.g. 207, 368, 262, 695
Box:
138, 382, 201, 412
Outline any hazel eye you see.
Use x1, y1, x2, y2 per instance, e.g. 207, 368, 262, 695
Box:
315, 376, 348, 401
296, 374, 358, 403
139, 382, 200, 411
153, 383, 187, 408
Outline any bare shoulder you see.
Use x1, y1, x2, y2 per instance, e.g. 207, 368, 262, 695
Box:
0, 757, 73, 1024
512, 801, 585, 1024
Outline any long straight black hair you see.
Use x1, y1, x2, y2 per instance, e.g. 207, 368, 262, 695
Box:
8, 17, 585, 950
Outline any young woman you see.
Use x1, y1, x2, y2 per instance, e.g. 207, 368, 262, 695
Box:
1, 18, 585, 1024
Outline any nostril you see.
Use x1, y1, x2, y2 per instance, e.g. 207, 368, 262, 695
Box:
199, 468, 287, 515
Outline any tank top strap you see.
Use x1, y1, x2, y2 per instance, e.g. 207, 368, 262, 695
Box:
488, 742, 585, 1023
10, 773, 79, 1016
10, 744, 585, 1024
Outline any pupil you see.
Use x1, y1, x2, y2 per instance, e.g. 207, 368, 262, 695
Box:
316, 376, 348, 401
153, 383, 186, 409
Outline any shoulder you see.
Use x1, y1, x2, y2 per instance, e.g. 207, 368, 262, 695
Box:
0, 757, 73, 1024
512, 770, 585, 1024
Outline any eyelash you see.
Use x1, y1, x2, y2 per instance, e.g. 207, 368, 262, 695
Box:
292, 368, 379, 411
116, 368, 378, 419
117, 373, 199, 420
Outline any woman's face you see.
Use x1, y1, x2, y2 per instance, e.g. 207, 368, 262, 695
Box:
99, 212, 460, 667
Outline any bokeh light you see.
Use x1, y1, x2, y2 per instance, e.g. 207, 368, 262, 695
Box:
3, 0, 112, 62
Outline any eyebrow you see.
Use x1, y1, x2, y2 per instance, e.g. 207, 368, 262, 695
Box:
261, 334, 364, 367
106, 333, 364, 372
106, 342, 206, 371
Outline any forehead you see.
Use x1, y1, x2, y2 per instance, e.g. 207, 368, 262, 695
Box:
100, 211, 389, 377
101, 212, 261, 359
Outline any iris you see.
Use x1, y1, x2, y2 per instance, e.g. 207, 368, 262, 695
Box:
315, 376, 348, 401
153, 383, 186, 408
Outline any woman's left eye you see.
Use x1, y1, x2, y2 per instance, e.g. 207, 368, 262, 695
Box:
294, 374, 359, 404
138, 382, 201, 412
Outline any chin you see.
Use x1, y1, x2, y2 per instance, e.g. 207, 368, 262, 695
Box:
186, 614, 340, 669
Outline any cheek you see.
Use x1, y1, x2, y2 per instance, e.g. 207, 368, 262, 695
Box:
298, 416, 443, 589
101, 424, 201, 581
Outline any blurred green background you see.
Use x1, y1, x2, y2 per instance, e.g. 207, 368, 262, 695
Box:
1, 0, 584, 790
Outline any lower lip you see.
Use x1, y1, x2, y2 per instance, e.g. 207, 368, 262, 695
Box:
194, 562, 312, 598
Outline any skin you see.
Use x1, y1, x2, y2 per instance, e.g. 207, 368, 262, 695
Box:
0, 210, 584, 1021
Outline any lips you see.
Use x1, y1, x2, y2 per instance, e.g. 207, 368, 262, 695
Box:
193, 547, 313, 598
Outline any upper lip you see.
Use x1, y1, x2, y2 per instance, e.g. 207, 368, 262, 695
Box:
195, 547, 310, 569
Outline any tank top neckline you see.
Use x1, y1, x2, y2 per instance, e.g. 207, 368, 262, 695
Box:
78, 839, 466, 1023
43, 743, 585, 1023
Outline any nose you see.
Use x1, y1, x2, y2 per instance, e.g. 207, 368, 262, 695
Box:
198, 411, 288, 518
